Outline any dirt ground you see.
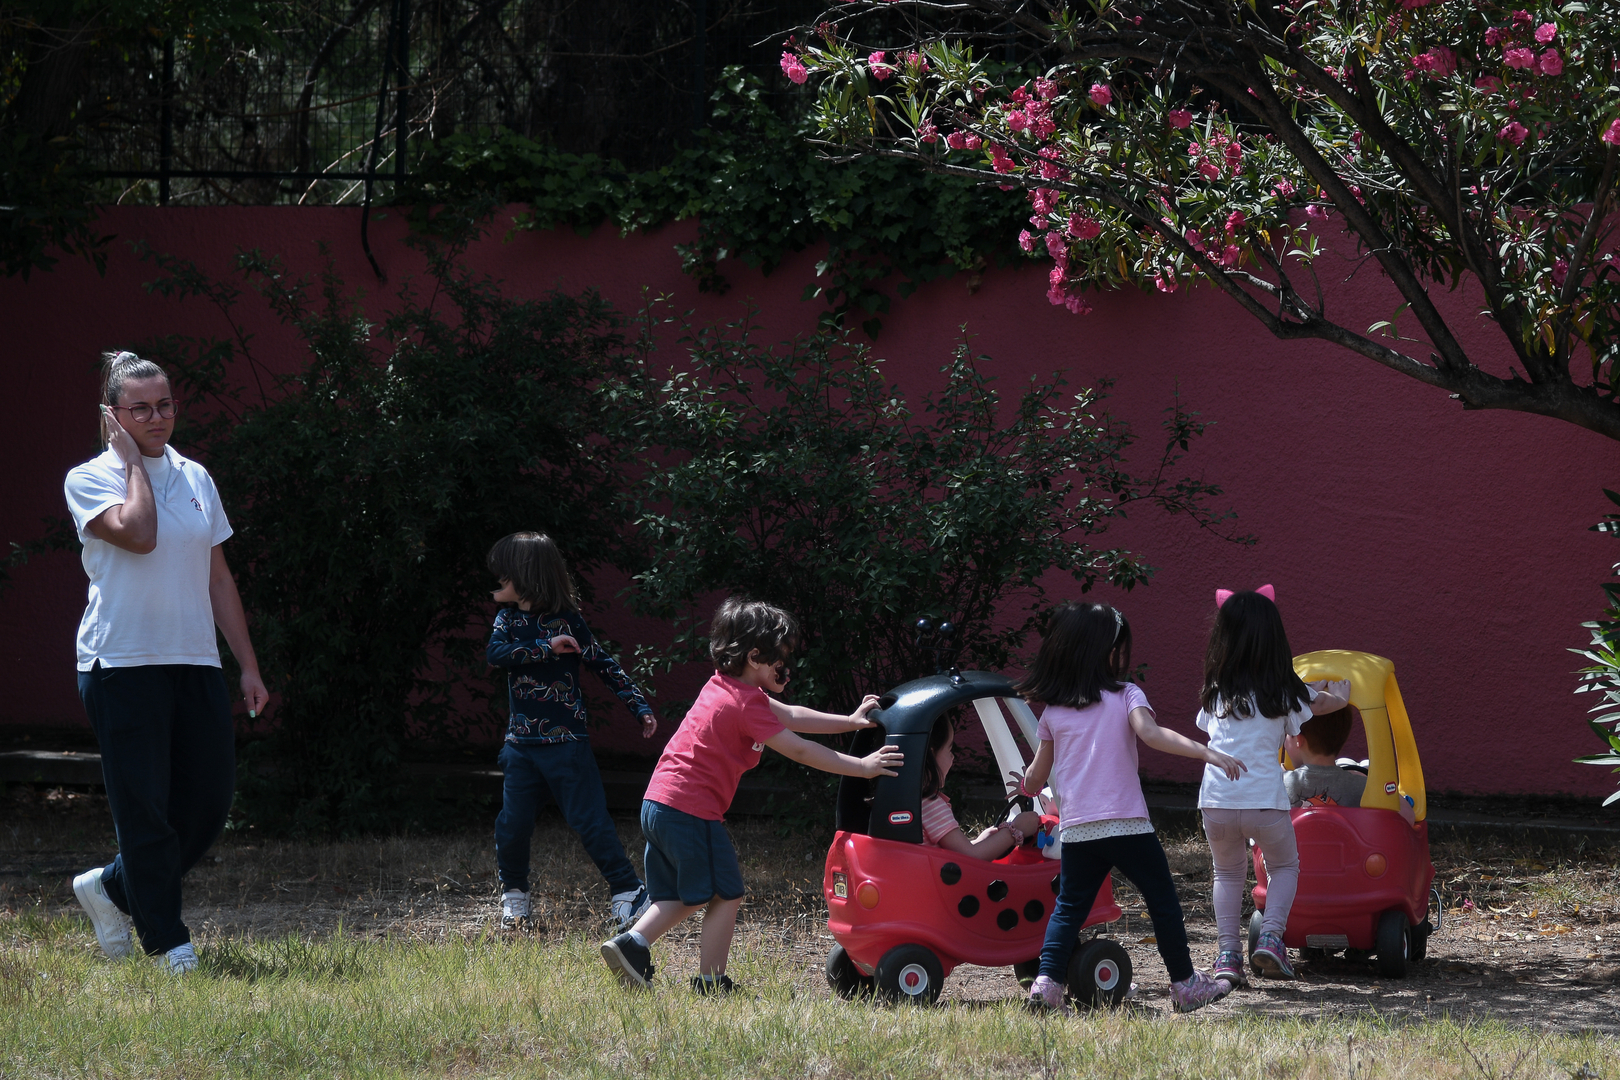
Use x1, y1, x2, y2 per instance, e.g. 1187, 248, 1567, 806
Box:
3, 786, 1618, 1034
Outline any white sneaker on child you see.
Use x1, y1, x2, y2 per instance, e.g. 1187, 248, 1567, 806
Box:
610, 885, 650, 931
500, 889, 530, 930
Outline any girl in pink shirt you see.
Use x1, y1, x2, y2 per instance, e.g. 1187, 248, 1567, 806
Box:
1011, 601, 1243, 1015
919, 719, 1045, 859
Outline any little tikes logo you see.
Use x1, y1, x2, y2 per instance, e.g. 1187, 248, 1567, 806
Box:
888, 811, 913, 825
1385, 782, 1398, 794
190, 498, 203, 512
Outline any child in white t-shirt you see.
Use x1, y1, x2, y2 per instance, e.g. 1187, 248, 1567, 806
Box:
918, 718, 1044, 859
1195, 586, 1349, 985
1010, 601, 1244, 1015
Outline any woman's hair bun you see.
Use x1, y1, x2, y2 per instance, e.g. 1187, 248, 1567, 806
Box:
99, 350, 169, 407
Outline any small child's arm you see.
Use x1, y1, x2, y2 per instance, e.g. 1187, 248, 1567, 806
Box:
1129, 706, 1246, 780
768, 694, 881, 734
764, 728, 902, 777
1306, 679, 1352, 715
579, 627, 658, 738
1007, 739, 1056, 799
937, 810, 1048, 861
487, 610, 554, 667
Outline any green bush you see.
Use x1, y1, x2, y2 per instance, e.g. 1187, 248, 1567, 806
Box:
626, 308, 1249, 715
1575, 489, 1620, 805
137, 230, 645, 834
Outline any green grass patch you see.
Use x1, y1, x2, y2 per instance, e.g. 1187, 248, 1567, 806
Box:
0, 912, 1613, 1079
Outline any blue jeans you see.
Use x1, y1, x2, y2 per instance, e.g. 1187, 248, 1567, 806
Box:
495, 740, 640, 895
77, 662, 235, 956
1039, 831, 1194, 983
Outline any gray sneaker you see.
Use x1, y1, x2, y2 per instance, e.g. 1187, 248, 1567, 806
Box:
610, 885, 650, 931
500, 889, 529, 930
163, 942, 198, 975
72, 868, 134, 959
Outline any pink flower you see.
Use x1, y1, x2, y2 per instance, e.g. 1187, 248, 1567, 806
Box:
1401, 0, 1436, 7
1306, 204, 1330, 222
918, 120, 938, 143
1218, 244, 1241, 267
1155, 272, 1178, 293
1512, 9, 1532, 29
1045, 231, 1070, 264
963, 133, 982, 150
1226, 210, 1246, 234
1475, 76, 1504, 93
1035, 77, 1059, 100
1603, 118, 1620, 146
1168, 109, 1194, 129
1008, 109, 1030, 133
1498, 120, 1530, 145
1538, 49, 1563, 76
1068, 213, 1102, 240
1505, 47, 1535, 70
1184, 228, 1206, 254
1484, 27, 1505, 47
1536, 22, 1558, 43
905, 50, 929, 72
1273, 177, 1296, 198
1224, 139, 1244, 170
1090, 83, 1113, 106
946, 131, 968, 149
1019, 229, 1038, 253
990, 143, 1015, 174
1031, 188, 1058, 215
1064, 293, 1092, 315
1553, 257, 1569, 287
868, 51, 894, 80
780, 52, 808, 84
1198, 159, 1221, 180
1408, 46, 1457, 79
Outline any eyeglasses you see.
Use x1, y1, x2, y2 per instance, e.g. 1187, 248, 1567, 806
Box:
109, 399, 180, 423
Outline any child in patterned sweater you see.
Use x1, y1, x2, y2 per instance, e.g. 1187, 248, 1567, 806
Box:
486, 531, 657, 933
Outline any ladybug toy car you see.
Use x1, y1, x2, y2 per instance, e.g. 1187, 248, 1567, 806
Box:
1249, 650, 1440, 977
822, 668, 1129, 1006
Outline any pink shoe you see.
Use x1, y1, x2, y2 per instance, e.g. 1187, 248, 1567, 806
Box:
1026, 974, 1071, 1015
1170, 970, 1232, 1013
1211, 949, 1247, 987
1251, 931, 1297, 979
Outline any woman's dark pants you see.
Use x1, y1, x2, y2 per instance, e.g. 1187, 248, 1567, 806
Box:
1038, 831, 1195, 984
78, 663, 235, 956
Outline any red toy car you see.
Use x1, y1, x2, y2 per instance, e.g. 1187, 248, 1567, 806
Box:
1249, 651, 1439, 977
822, 670, 1129, 1005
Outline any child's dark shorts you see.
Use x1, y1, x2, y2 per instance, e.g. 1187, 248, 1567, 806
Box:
640, 799, 745, 905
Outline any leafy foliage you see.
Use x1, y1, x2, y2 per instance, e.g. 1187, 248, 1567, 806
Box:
796, 1, 1620, 439
626, 309, 1249, 714
134, 230, 644, 834
403, 69, 1032, 336
1574, 488, 1620, 805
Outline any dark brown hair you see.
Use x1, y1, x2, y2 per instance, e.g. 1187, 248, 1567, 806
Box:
100, 350, 170, 408
1013, 601, 1131, 708
1200, 590, 1312, 720
486, 532, 578, 613
1299, 704, 1358, 756
708, 597, 799, 675
919, 715, 955, 800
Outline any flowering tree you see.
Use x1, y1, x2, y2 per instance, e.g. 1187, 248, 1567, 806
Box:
788, 1, 1620, 440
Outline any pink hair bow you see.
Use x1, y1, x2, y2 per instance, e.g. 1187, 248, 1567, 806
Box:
1215, 584, 1275, 608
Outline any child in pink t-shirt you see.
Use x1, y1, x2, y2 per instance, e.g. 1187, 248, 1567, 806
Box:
1010, 601, 1244, 1015
601, 597, 902, 995
919, 717, 1045, 858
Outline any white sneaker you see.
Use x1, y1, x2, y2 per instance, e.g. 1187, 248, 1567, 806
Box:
72, 867, 134, 959
500, 889, 530, 930
610, 885, 650, 931
163, 942, 198, 974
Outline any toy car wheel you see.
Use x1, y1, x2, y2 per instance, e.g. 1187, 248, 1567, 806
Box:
1410, 919, 1433, 962
1012, 958, 1041, 990
1247, 909, 1263, 961
1376, 909, 1409, 978
875, 944, 944, 1005
1066, 938, 1133, 1009
825, 944, 874, 1000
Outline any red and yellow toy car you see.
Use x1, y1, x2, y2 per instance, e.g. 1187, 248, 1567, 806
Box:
1249, 650, 1439, 977
822, 670, 1128, 1005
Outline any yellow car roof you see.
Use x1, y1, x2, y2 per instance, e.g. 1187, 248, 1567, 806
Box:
1292, 650, 1425, 821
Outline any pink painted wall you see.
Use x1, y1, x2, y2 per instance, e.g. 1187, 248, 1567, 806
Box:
1, 206, 1613, 798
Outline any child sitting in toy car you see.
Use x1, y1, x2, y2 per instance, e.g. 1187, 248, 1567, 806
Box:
1283, 705, 1367, 809
920, 717, 1047, 858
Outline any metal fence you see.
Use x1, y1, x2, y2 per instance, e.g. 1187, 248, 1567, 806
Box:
81, 0, 825, 207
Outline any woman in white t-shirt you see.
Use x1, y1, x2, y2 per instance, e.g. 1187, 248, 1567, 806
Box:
63, 351, 268, 975
1195, 586, 1347, 986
